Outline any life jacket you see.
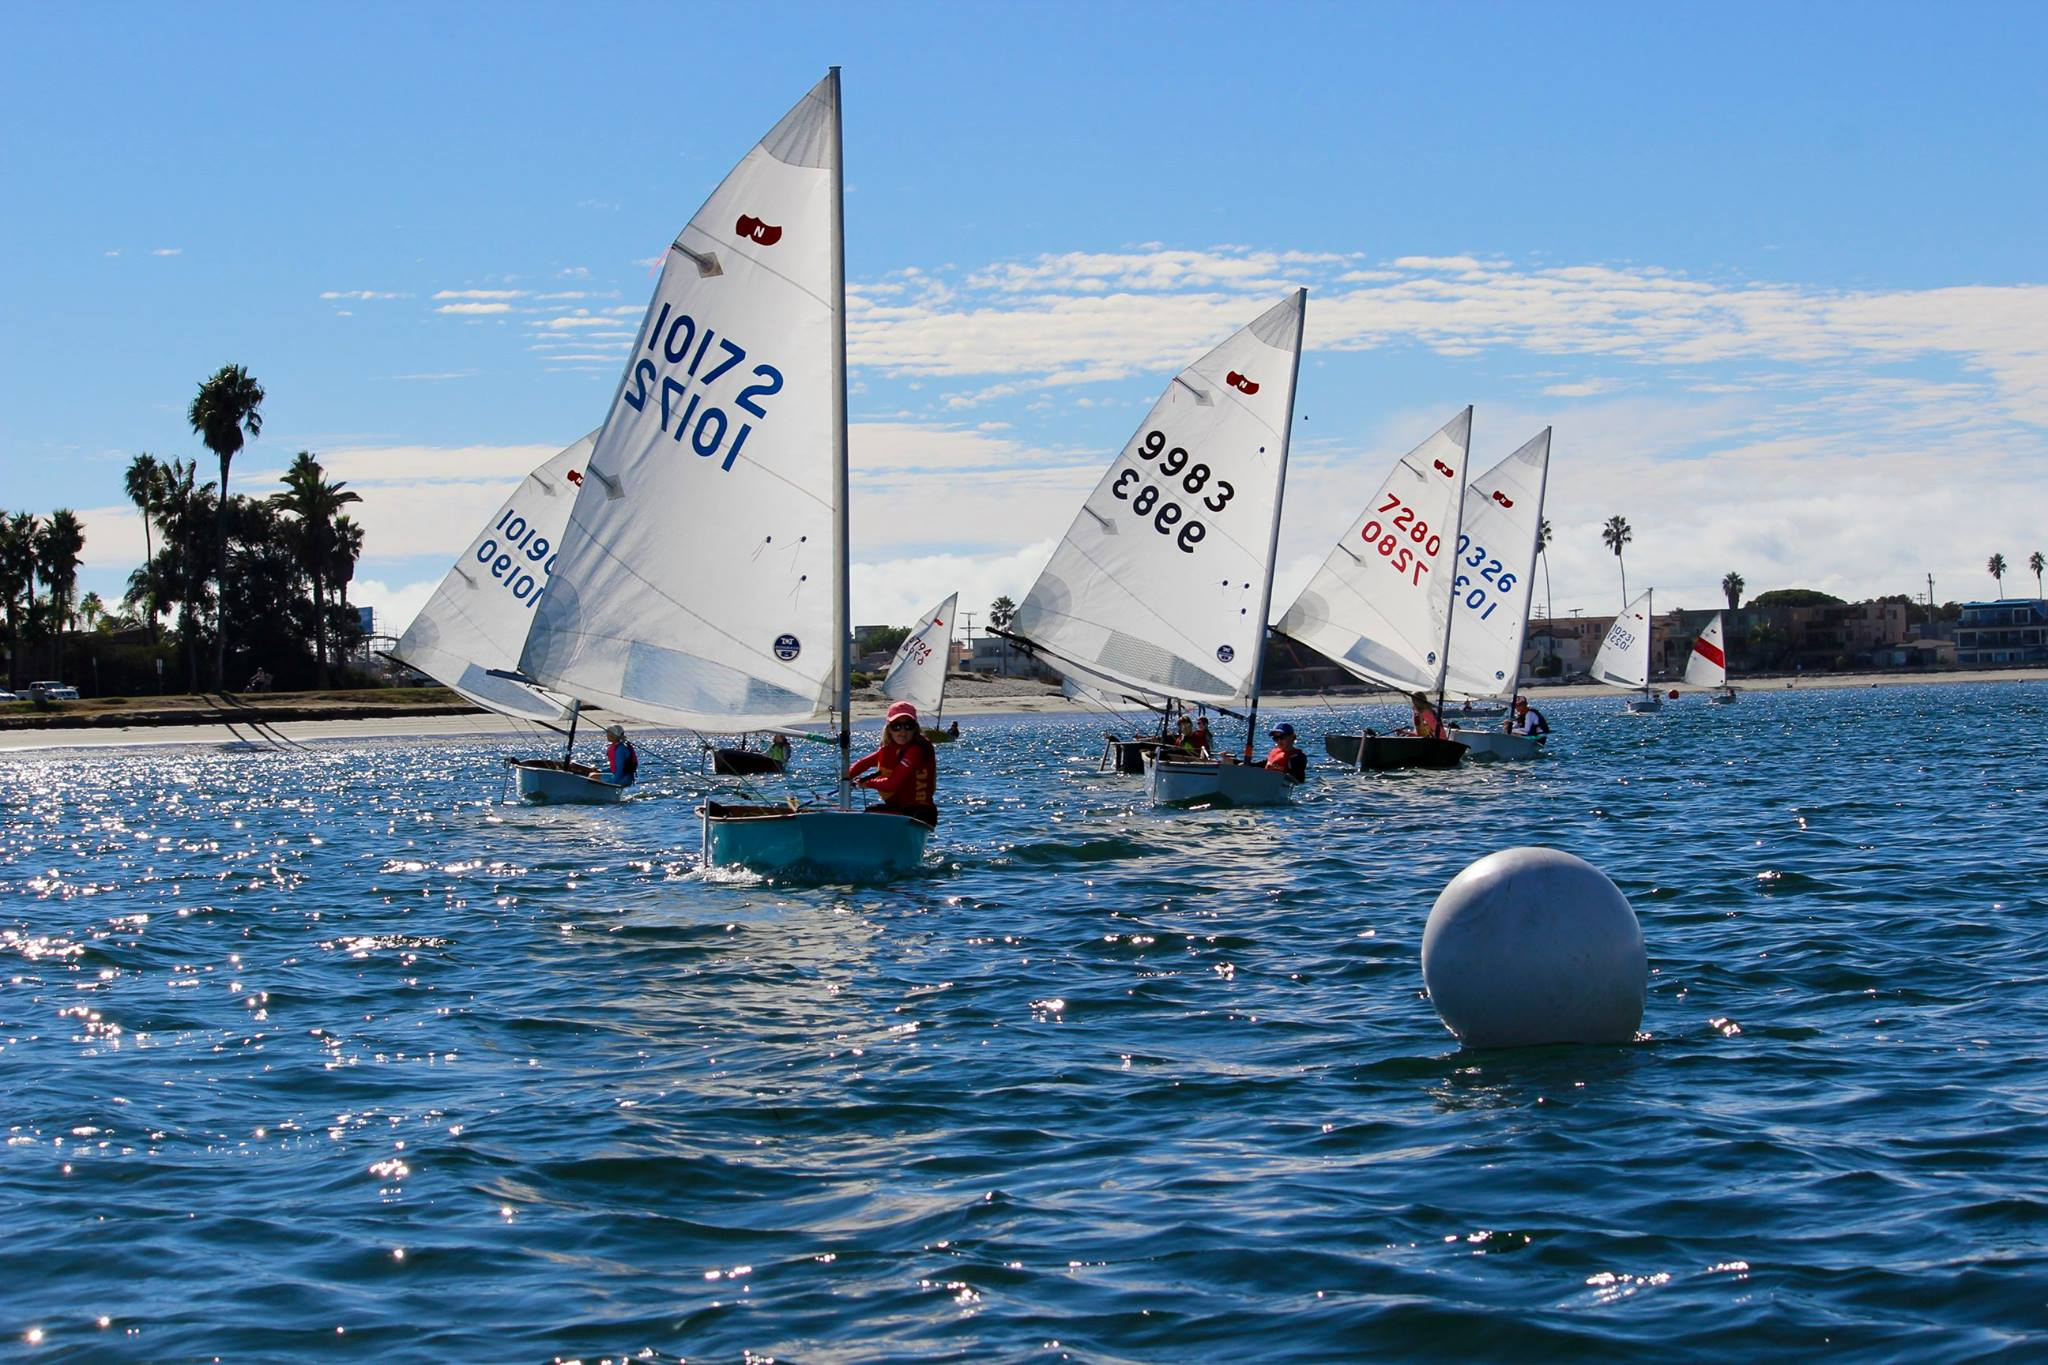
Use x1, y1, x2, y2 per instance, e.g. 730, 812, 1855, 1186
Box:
608, 740, 638, 784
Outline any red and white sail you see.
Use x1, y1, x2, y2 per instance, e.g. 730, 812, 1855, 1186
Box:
1685, 612, 1728, 688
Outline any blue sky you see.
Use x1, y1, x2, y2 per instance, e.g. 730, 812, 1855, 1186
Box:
5, 0, 2045, 631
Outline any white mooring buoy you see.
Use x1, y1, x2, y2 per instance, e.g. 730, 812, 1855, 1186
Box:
1421, 846, 1645, 1048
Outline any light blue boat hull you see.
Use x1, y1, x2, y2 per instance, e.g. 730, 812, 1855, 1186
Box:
512, 761, 625, 805
1145, 755, 1295, 807
701, 805, 930, 877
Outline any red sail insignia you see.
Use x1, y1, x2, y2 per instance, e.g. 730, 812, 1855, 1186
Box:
1432, 459, 1456, 478
1491, 490, 1514, 508
1693, 638, 1726, 667
736, 215, 783, 246
1225, 371, 1259, 395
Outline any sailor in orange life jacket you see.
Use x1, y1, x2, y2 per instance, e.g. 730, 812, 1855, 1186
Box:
1263, 722, 1308, 782
1406, 691, 1447, 740
848, 701, 939, 827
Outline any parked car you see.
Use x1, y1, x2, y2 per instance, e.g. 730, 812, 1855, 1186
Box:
0, 690, 18, 702
27, 681, 80, 701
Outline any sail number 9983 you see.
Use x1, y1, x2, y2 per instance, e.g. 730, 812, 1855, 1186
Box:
1111, 429, 1237, 554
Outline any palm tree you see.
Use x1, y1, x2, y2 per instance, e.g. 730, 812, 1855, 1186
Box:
989, 594, 1017, 678
1988, 552, 2008, 597
2030, 551, 2044, 599
123, 453, 167, 642
34, 509, 85, 680
0, 513, 38, 690
329, 514, 366, 666
188, 364, 266, 688
1602, 515, 1633, 604
144, 459, 215, 692
1721, 571, 1744, 612
1535, 517, 1555, 669
270, 451, 361, 686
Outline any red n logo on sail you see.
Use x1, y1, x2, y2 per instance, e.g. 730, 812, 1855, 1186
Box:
736, 215, 783, 246
1433, 459, 1455, 478
566, 469, 583, 485
1491, 490, 1514, 508
1226, 371, 1259, 395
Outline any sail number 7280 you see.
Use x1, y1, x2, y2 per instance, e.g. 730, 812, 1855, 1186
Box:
1360, 492, 1442, 587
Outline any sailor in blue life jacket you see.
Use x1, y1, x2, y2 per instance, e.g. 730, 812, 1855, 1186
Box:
603, 724, 639, 785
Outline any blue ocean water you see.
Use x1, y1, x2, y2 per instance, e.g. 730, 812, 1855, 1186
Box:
5, 681, 2047, 1361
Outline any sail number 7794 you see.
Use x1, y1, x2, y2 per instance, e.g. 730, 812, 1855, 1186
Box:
618, 300, 784, 472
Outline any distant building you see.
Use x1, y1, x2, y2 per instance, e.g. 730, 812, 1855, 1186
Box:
1955, 599, 2048, 665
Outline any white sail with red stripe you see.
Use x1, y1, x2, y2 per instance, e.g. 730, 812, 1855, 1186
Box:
1685, 612, 1728, 688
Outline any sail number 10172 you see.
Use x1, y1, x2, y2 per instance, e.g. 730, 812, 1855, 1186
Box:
618, 300, 784, 473
1109, 429, 1237, 554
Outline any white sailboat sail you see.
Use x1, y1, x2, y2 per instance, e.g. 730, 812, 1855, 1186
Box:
391, 435, 595, 725
1685, 612, 1728, 688
1592, 589, 1655, 690
1009, 292, 1307, 706
520, 75, 841, 732
880, 592, 956, 719
1441, 427, 1551, 701
1275, 408, 1474, 693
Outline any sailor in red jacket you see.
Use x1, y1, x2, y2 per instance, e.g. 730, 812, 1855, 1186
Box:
848, 701, 940, 827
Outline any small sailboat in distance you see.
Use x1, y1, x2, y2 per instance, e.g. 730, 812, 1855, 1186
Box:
882, 593, 959, 740
1687, 611, 1736, 702
519, 70, 929, 875
389, 433, 634, 804
1006, 290, 1309, 808
1594, 588, 1662, 711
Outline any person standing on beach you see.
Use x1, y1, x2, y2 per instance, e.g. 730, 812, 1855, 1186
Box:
849, 701, 939, 827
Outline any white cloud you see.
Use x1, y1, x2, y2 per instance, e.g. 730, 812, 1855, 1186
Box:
151, 247, 182, 257
433, 289, 528, 300
351, 577, 441, 637
437, 302, 513, 315
322, 289, 410, 301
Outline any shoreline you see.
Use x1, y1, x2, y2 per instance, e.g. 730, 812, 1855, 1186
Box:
2, 667, 2042, 754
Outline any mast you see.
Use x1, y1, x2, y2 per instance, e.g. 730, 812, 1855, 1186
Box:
1644, 587, 1655, 700
1432, 405, 1476, 724
1505, 427, 1553, 709
1240, 287, 1307, 758
562, 698, 581, 764
828, 66, 852, 810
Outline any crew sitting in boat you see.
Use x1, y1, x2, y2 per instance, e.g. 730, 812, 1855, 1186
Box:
1506, 697, 1550, 736
1173, 716, 1200, 754
1191, 715, 1214, 757
1405, 691, 1447, 739
1263, 723, 1308, 782
603, 724, 639, 785
849, 702, 939, 828
766, 733, 791, 767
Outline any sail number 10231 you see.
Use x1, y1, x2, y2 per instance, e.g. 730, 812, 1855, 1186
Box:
1109, 429, 1237, 554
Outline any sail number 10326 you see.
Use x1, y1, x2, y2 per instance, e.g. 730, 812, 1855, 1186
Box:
1109, 429, 1238, 554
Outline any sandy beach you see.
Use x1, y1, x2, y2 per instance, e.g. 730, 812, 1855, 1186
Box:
3, 667, 2043, 754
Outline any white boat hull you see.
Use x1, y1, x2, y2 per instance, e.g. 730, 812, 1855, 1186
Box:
512, 760, 626, 804
1708, 691, 1738, 704
1448, 727, 1545, 761
1145, 755, 1295, 807
1625, 695, 1663, 713
701, 805, 930, 877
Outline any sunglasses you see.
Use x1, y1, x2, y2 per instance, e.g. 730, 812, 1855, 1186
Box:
888, 719, 917, 730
